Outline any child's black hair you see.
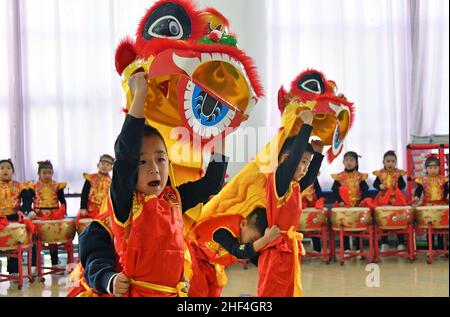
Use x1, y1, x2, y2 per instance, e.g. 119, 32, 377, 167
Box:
278, 137, 314, 161
343, 151, 360, 171
38, 160, 53, 174
143, 125, 167, 150
383, 150, 397, 160
425, 156, 440, 168
99, 154, 115, 164
246, 208, 268, 237
0, 159, 14, 173
143, 125, 163, 139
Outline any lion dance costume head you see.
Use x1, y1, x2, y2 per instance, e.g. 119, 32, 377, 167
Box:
278, 69, 354, 162
192, 69, 354, 228
115, 0, 264, 185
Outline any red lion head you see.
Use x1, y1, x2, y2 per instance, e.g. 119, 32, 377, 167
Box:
278, 69, 355, 162
115, 0, 264, 184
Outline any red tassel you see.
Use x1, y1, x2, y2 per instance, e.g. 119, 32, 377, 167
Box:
393, 187, 408, 206
338, 186, 351, 207
378, 188, 393, 206
315, 197, 325, 210
22, 218, 35, 234
38, 205, 66, 221
360, 197, 376, 209
0, 217, 9, 230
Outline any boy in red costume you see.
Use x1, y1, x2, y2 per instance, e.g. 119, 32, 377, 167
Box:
27, 160, 67, 269
75, 71, 229, 297
413, 155, 449, 251
257, 110, 325, 297
0, 159, 33, 278
187, 208, 280, 297
373, 150, 408, 252
77, 154, 115, 222
331, 151, 372, 253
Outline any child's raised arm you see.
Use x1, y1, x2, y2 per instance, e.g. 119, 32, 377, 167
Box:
275, 110, 314, 197
176, 153, 229, 212
299, 140, 324, 190
110, 72, 148, 223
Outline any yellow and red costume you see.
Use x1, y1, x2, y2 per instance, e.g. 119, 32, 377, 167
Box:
331, 171, 371, 207
68, 187, 187, 297
257, 173, 304, 297
79, 173, 111, 219
414, 175, 449, 206
31, 180, 66, 220
373, 168, 408, 206
106, 189, 186, 297
0, 180, 32, 229
0, 181, 23, 217
187, 214, 242, 297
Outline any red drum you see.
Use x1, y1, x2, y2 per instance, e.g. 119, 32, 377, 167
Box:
33, 219, 76, 244
298, 208, 328, 232
0, 223, 32, 251
331, 207, 372, 231
374, 206, 414, 230
415, 205, 449, 229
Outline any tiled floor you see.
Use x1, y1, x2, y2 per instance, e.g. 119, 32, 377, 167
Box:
1, 252, 448, 297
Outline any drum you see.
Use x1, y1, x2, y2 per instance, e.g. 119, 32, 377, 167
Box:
299, 208, 328, 232
374, 206, 414, 230
331, 207, 372, 231
0, 223, 32, 251
33, 219, 76, 244
415, 205, 449, 229
76, 218, 94, 235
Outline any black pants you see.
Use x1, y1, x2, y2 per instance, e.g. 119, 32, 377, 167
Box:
5, 214, 19, 274
344, 236, 361, 250
31, 245, 59, 266
312, 237, 322, 252
426, 235, 445, 250
381, 234, 405, 245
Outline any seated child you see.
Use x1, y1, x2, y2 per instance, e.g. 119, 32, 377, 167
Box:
0, 159, 33, 277
331, 151, 371, 253
373, 150, 408, 252
413, 155, 449, 251
78, 154, 115, 221
27, 160, 67, 269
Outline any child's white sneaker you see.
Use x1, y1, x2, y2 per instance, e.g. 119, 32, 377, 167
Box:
355, 250, 364, 260
9, 273, 19, 284
397, 244, 406, 251
380, 244, 389, 252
